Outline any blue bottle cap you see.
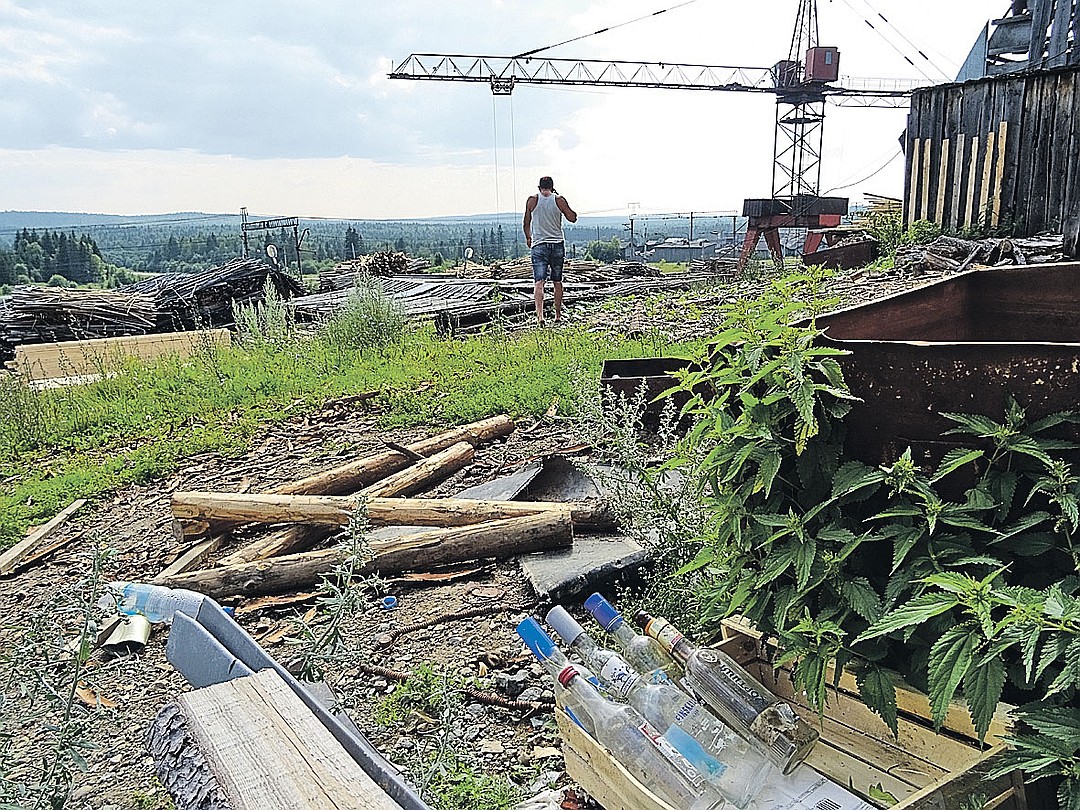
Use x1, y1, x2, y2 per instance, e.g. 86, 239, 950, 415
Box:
546, 605, 586, 646
516, 617, 556, 661
381, 596, 398, 610
584, 592, 623, 632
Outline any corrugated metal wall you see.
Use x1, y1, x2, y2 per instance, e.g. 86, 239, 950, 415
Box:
904, 65, 1080, 240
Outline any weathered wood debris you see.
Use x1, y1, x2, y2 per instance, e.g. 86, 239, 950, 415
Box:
151, 415, 612, 601
318, 252, 418, 291
893, 233, 1065, 275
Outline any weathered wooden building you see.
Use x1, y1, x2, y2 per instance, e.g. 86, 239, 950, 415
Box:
903, 1, 1080, 256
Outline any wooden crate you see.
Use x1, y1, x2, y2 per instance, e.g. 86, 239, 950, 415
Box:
558, 622, 1028, 810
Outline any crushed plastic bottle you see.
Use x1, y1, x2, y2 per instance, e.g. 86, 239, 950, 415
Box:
98, 582, 205, 624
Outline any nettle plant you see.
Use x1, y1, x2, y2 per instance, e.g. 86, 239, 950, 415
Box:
663, 270, 1080, 806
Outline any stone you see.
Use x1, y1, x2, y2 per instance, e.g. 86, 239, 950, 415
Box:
520, 535, 648, 601
495, 669, 531, 699
478, 738, 505, 754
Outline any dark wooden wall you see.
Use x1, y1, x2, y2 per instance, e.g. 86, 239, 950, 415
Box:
903, 65, 1080, 246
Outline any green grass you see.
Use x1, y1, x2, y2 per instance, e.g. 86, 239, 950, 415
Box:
0, 317, 688, 548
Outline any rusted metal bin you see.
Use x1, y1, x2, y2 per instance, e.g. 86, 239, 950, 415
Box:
814, 262, 1080, 465
599, 357, 698, 421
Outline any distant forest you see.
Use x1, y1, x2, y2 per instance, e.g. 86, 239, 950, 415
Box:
0, 209, 752, 289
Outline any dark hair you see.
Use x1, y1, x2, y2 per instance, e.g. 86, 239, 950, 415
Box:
538, 176, 554, 190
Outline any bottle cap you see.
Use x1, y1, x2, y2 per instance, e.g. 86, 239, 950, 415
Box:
557, 665, 579, 687
516, 617, 557, 661
381, 596, 398, 610
584, 593, 623, 631
632, 609, 652, 629
546, 605, 586, 646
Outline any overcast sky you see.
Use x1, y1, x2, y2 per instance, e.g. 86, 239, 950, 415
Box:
0, 0, 1004, 219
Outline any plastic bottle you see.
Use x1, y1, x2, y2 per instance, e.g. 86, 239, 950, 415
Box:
635, 611, 819, 775
584, 592, 677, 683
548, 606, 771, 808
558, 666, 731, 810
100, 582, 206, 624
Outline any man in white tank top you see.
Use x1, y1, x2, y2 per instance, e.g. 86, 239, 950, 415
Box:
522, 175, 578, 326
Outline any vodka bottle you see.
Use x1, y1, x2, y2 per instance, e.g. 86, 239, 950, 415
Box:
557, 666, 732, 810
584, 592, 677, 682
636, 611, 819, 774
517, 617, 604, 732
99, 582, 205, 624
548, 606, 771, 808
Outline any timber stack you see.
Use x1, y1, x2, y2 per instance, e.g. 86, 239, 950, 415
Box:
318, 252, 411, 291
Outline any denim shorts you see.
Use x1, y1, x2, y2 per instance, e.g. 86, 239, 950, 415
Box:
531, 241, 565, 282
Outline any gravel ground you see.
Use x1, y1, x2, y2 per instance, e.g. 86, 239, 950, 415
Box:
0, 264, 954, 810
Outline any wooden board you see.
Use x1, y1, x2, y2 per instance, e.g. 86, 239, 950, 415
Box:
0, 499, 86, 575
14, 329, 231, 381
177, 668, 404, 810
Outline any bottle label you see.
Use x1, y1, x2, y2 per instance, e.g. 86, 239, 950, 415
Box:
636, 721, 706, 788
650, 620, 685, 653
600, 658, 640, 700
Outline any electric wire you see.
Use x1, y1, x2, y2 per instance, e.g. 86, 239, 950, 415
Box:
852, 0, 959, 74
822, 148, 902, 194
514, 0, 700, 58
830, 0, 942, 83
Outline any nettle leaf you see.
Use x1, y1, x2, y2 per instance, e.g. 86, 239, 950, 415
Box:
758, 542, 798, 586
930, 448, 984, 483
756, 449, 783, 497
857, 665, 899, 737
1021, 705, 1080, 750
891, 526, 925, 573
794, 536, 817, 589
1047, 639, 1080, 696
1045, 585, 1080, 622
941, 412, 1002, 438
963, 654, 1006, 743
1058, 781, 1080, 810
858, 591, 961, 642
841, 578, 883, 622
1036, 634, 1072, 682
1029, 410, 1080, 433
928, 623, 979, 728
831, 460, 885, 500
991, 511, 1053, 544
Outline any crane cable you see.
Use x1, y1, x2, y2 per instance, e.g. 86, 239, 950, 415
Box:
829, 0, 946, 83
514, 0, 701, 59
853, 0, 960, 75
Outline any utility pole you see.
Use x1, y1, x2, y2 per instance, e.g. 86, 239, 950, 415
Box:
240, 207, 249, 257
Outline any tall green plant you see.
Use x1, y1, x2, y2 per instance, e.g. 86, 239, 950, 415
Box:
662, 272, 1080, 804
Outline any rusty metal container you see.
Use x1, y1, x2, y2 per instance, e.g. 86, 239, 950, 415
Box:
814, 262, 1080, 466
599, 357, 698, 422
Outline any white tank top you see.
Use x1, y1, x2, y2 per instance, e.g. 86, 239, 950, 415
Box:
532, 193, 564, 244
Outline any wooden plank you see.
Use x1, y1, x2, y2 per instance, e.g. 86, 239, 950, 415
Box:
965, 136, 980, 229
153, 535, 228, 583
1049, 0, 1073, 67
892, 745, 1025, 810
178, 668, 404, 810
1073, 0, 1080, 66
1047, 71, 1075, 231
0, 499, 87, 575
993, 120, 1009, 228
980, 128, 997, 226
557, 709, 676, 810
920, 132, 933, 223
904, 137, 920, 225
14, 329, 230, 382
1028, 0, 1054, 66
950, 133, 966, 232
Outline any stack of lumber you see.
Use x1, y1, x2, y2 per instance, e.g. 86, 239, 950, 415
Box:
0, 286, 159, 349
127, 257, 305, 330
318, 252, 410, 291
154, 416, 611, 599
894, 233, 1066, 275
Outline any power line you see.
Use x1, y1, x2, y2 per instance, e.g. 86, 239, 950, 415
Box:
514, 0, 700, 58
822, 148, 902, 194
831, 0, 945, 83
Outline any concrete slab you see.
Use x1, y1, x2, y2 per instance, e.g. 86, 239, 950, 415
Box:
520, 535, 648, 602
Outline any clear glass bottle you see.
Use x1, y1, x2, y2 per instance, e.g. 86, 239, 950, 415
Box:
548, 606, 771, 808
516, 617, 601, 733
558, 666, 731, 810
636, 611, 819, 775
584, 592, 677, 683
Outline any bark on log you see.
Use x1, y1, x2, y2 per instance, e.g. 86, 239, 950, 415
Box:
156, 511, 573, 599
146, 702, 233, 810
172, 493, 607, 530
273, 415, 513, 497
213, 442, 475, 566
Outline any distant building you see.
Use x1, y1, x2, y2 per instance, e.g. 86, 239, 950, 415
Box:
642, 238, 718, 263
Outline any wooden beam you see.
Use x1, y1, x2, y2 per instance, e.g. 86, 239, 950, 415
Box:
149, 668, 404, 810
155, 511, 573, 598
0, 499, 87, 575
993, 121, 1009, 228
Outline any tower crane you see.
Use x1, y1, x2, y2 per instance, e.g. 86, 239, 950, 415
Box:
389, 0, 926, 268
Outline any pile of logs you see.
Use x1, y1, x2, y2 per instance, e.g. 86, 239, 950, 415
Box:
318, 253, 411, 291
126, 257, 305, 331
155, 416, 610, 600
689, 258, 739, 277
893, 233, 1066, 275
0, 287, 159, 352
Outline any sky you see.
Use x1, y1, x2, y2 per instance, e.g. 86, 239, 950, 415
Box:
0, 0, 1005, 220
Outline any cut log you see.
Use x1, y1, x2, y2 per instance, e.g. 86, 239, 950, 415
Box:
146, 668, 404, 810
213, 441, 476, 567
172, 493, 608, 530
156, 511, 573, 598
273, 415, 513, 497
0, 499, 87, 576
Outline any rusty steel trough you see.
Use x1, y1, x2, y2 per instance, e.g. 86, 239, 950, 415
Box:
814, 262, 1080, 466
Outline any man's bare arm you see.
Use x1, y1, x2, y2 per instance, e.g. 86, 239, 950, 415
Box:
557, 196, 578, 223
523, 196, 537, 246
